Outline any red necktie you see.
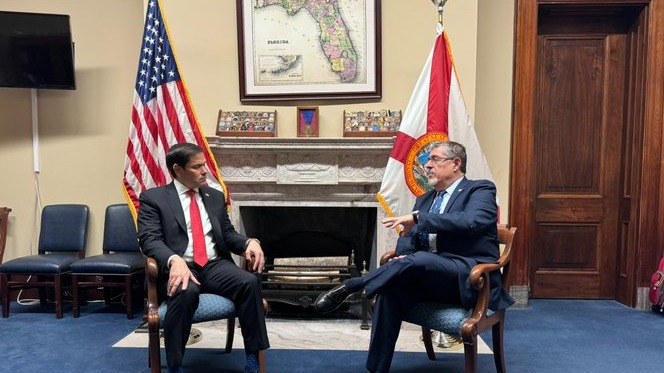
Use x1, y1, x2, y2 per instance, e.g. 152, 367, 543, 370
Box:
187, 189, 208, 267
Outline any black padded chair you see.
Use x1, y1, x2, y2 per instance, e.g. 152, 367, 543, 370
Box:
71, 203, 144, 319
1, 204, 89, 319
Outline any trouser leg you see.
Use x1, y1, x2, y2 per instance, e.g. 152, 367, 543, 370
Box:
366, 282, 421, 373
364, 252, 462, 301
233, 271, 269, 352
201, 260, 270, 352
365, 252, 464, 372
163, 282, 200, 368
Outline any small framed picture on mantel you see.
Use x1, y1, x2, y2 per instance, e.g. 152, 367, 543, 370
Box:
297, 106, 319, 137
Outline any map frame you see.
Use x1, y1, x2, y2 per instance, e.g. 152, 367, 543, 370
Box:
236, 0, 382, 102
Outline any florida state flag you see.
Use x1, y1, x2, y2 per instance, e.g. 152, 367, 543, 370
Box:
377, 24, 494, 217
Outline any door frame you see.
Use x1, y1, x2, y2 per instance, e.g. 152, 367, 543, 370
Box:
509, 0, 664, 307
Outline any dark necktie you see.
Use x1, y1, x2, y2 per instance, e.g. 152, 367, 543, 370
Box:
187, 189, 208, 267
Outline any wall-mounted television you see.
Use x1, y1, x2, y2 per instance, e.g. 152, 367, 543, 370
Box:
0, 11, 76, 90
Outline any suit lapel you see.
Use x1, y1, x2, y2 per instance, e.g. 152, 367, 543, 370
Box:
199, 187, 222, 238
443, 177, 470, 213
166, 183, 186, 232
199, 188, 215, 221
417, 190, 437, 211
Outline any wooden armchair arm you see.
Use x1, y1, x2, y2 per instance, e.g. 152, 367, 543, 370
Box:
146, 257, 160, 333
461, 252, 509, 338
464, 251, 510, 329
463, 225, 516, 340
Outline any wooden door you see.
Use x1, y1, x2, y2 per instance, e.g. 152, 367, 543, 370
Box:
530, 6, 640, 298
511, 0, 664, 307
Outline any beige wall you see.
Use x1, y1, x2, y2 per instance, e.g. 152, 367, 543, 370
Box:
477, 0, 515, 220
0, 0, 514, 261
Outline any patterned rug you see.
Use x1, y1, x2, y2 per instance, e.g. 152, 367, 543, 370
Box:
113, 319, 491, 354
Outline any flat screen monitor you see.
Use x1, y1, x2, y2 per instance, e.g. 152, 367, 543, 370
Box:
0, 11, 76, 90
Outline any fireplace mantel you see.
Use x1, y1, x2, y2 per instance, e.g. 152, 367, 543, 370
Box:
207, 136, 399, 265
207, 137, 395, 202
207, 136, 395, 153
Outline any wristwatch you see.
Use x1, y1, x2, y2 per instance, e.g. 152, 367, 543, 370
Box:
412, 210, 419, 224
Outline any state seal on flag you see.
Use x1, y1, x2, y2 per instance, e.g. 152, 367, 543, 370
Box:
404, 132, 449, 196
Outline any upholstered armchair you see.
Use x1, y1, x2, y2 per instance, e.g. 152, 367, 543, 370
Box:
379, 225, 517, 373
145, 256, 267, 373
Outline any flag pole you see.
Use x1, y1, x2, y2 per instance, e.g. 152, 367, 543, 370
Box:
431, 0, 448, 26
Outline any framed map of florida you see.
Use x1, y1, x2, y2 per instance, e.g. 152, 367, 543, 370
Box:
236, 0, 382, 102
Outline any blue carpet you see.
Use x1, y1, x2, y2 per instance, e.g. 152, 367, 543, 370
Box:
0, 299, 662, 372
503, 299, 664, 373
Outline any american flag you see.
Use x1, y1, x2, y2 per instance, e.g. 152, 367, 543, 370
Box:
122, 0, 228, 217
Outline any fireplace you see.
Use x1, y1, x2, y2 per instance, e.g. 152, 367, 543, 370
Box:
241, 206, 376, 270
242, 206, 374, 321
208, 137, 398, 320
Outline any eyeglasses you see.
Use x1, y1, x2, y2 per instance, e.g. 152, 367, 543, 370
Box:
426, 156, 454, 165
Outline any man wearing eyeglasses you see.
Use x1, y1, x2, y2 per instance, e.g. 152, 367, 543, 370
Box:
314, 140, 514, 373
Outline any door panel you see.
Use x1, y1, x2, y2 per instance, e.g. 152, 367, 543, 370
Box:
512, 1, 662, 307
532, 15, 626, 298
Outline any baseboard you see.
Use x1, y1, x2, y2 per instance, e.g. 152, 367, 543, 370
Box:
510, 285, 529, 308
635, 287, 650, 310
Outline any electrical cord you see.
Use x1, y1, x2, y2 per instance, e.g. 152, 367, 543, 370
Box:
15, 172, 43, 306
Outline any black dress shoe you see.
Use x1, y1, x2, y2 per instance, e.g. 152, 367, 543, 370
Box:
315, 284, 351, 314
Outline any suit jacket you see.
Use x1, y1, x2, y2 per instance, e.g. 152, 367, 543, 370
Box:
137, 182, 247, 274
396, 177, 513, 310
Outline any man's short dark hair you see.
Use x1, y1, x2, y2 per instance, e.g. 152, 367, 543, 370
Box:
165, 142, 203, 177
431, 141, 467, 173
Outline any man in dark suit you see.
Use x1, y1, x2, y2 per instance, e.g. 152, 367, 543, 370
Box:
315, 141, 513, 373
137, 142, 269, 373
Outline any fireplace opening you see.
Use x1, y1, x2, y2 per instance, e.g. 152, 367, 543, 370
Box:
240, 206, 376, 321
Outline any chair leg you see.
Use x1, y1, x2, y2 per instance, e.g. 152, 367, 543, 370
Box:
421, 327, 436, 360
125, 277, 134, 319
258, 349, 266, 373
1, 273, 9, 318
225, 317, 236, 353
148, 325, 161, 373
54, 275, 63, 319
492, 319, 506, 373
72, 275, 81, 318
463, 335, 478, 373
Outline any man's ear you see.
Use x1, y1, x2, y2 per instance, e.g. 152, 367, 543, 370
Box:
172, 163, 183, 178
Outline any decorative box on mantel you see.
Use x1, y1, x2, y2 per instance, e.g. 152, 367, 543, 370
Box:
206, 136, 399, 263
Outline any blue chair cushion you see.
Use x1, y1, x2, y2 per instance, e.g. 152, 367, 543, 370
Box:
403, 302, 494, 335
1, 253, 81, 274
158, 293, 236, 325
71, 253, 145, 274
